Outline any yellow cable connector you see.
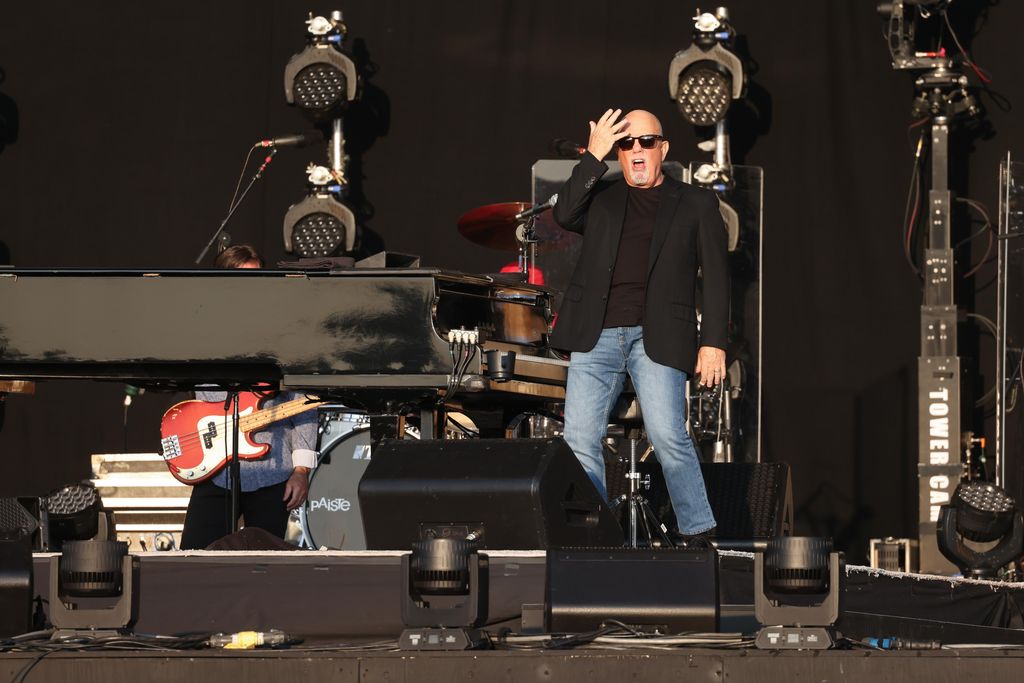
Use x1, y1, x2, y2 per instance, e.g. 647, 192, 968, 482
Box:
222, 631, 261, 650
209, 629, 291, 649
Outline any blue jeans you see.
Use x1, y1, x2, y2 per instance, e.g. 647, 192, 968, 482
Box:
563, 326, 716, 535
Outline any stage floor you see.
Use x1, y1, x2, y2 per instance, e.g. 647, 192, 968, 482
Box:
4, 646, 1024, 683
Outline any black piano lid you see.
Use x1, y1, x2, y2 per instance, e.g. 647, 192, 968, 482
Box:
0, 267, 557, 399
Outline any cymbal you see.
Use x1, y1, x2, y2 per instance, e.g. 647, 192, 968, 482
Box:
457, 202, 571, 253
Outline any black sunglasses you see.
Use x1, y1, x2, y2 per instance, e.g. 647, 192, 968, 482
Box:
616, 134, 665, 150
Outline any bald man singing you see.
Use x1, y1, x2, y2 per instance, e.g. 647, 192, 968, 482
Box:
551, 109, 729, 545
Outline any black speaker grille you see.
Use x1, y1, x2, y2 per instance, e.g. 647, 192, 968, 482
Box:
603, 452, 791, 539
0, 498, 38, 538
702, 463, 790, 539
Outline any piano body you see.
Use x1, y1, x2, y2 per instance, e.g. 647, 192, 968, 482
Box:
0, 268, 568, 433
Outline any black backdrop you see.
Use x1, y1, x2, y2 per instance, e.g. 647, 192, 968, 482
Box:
0, 1, 1020, 562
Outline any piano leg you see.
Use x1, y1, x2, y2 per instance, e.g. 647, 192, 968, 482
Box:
420, 406, 446, 440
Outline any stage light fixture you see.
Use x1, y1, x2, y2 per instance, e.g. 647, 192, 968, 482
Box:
951, 481, 1015, 542
283, 164, 357, 258
398, 538, 489, 651
754, 537, 842, 650
763, 536, 832, 594
693, 163, 740, 251
936, 481, 1024, 579
668, 8, 745, 127
284, 11, 359, 120
48, 539, 138, 636
42, 482, 102, 547
670, 8, 745, 263
59, 539, 128, 598
409, 537, 475, 597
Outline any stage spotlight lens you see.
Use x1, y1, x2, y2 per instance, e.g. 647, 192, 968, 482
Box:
294, 64, 348, 112
677, 66, 732, 126
953, 481, 1016, 543
764, 536, 832, 594
410, 538, 473, 596
293, 213, 344, 257
42, 482, 105, 550
59, 540, 128, 597
958, 482, 1015, 513
283, 192, 356, 258
44, 483, 99, 517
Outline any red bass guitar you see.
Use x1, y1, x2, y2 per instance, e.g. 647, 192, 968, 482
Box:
159, 392, 321, 484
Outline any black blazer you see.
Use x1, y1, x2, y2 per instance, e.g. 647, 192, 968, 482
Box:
550, 153, 729, 373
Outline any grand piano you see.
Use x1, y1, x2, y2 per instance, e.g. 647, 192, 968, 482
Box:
0, 267, 569, 435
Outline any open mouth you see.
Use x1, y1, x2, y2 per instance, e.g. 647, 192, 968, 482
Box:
630, 158, 647, 173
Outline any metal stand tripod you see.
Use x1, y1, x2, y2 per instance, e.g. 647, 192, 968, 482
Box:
611, 427, 673, 548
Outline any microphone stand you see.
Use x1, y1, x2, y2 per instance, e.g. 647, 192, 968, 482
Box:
214, 389, 245, 536
228, 391, 242, 533
515, 217, 539, 284
195, 148, 278, 265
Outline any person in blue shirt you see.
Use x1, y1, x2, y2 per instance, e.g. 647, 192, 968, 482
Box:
179, 246, 318, 550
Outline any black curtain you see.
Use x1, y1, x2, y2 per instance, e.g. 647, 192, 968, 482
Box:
0, 1, 1019, 562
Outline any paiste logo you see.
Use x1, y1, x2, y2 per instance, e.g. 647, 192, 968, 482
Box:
927, 387, 952, 522
309, 497, 352, 513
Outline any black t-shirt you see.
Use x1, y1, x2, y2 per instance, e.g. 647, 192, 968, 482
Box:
603, 184, 662, 328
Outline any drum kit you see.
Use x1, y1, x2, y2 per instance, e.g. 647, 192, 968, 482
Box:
455, 200, 576, 282
296, 411, 415, 550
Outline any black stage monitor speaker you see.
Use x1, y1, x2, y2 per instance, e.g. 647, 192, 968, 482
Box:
0, 498, 36, 638
0, 534, 32, 638
358, 438, 624, 550
0, 498, 38, 541
702, 462, 793, 550
607, 460, 793, 550
546, 547, 719, 634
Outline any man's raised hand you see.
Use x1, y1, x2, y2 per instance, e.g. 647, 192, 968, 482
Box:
586, 108, 630, 160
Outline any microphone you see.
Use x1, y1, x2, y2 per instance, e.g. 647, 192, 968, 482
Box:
257, 130, 324, 148
515, 194, 558, 220
123, 384, 144, 408
549, 138, 586, 159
